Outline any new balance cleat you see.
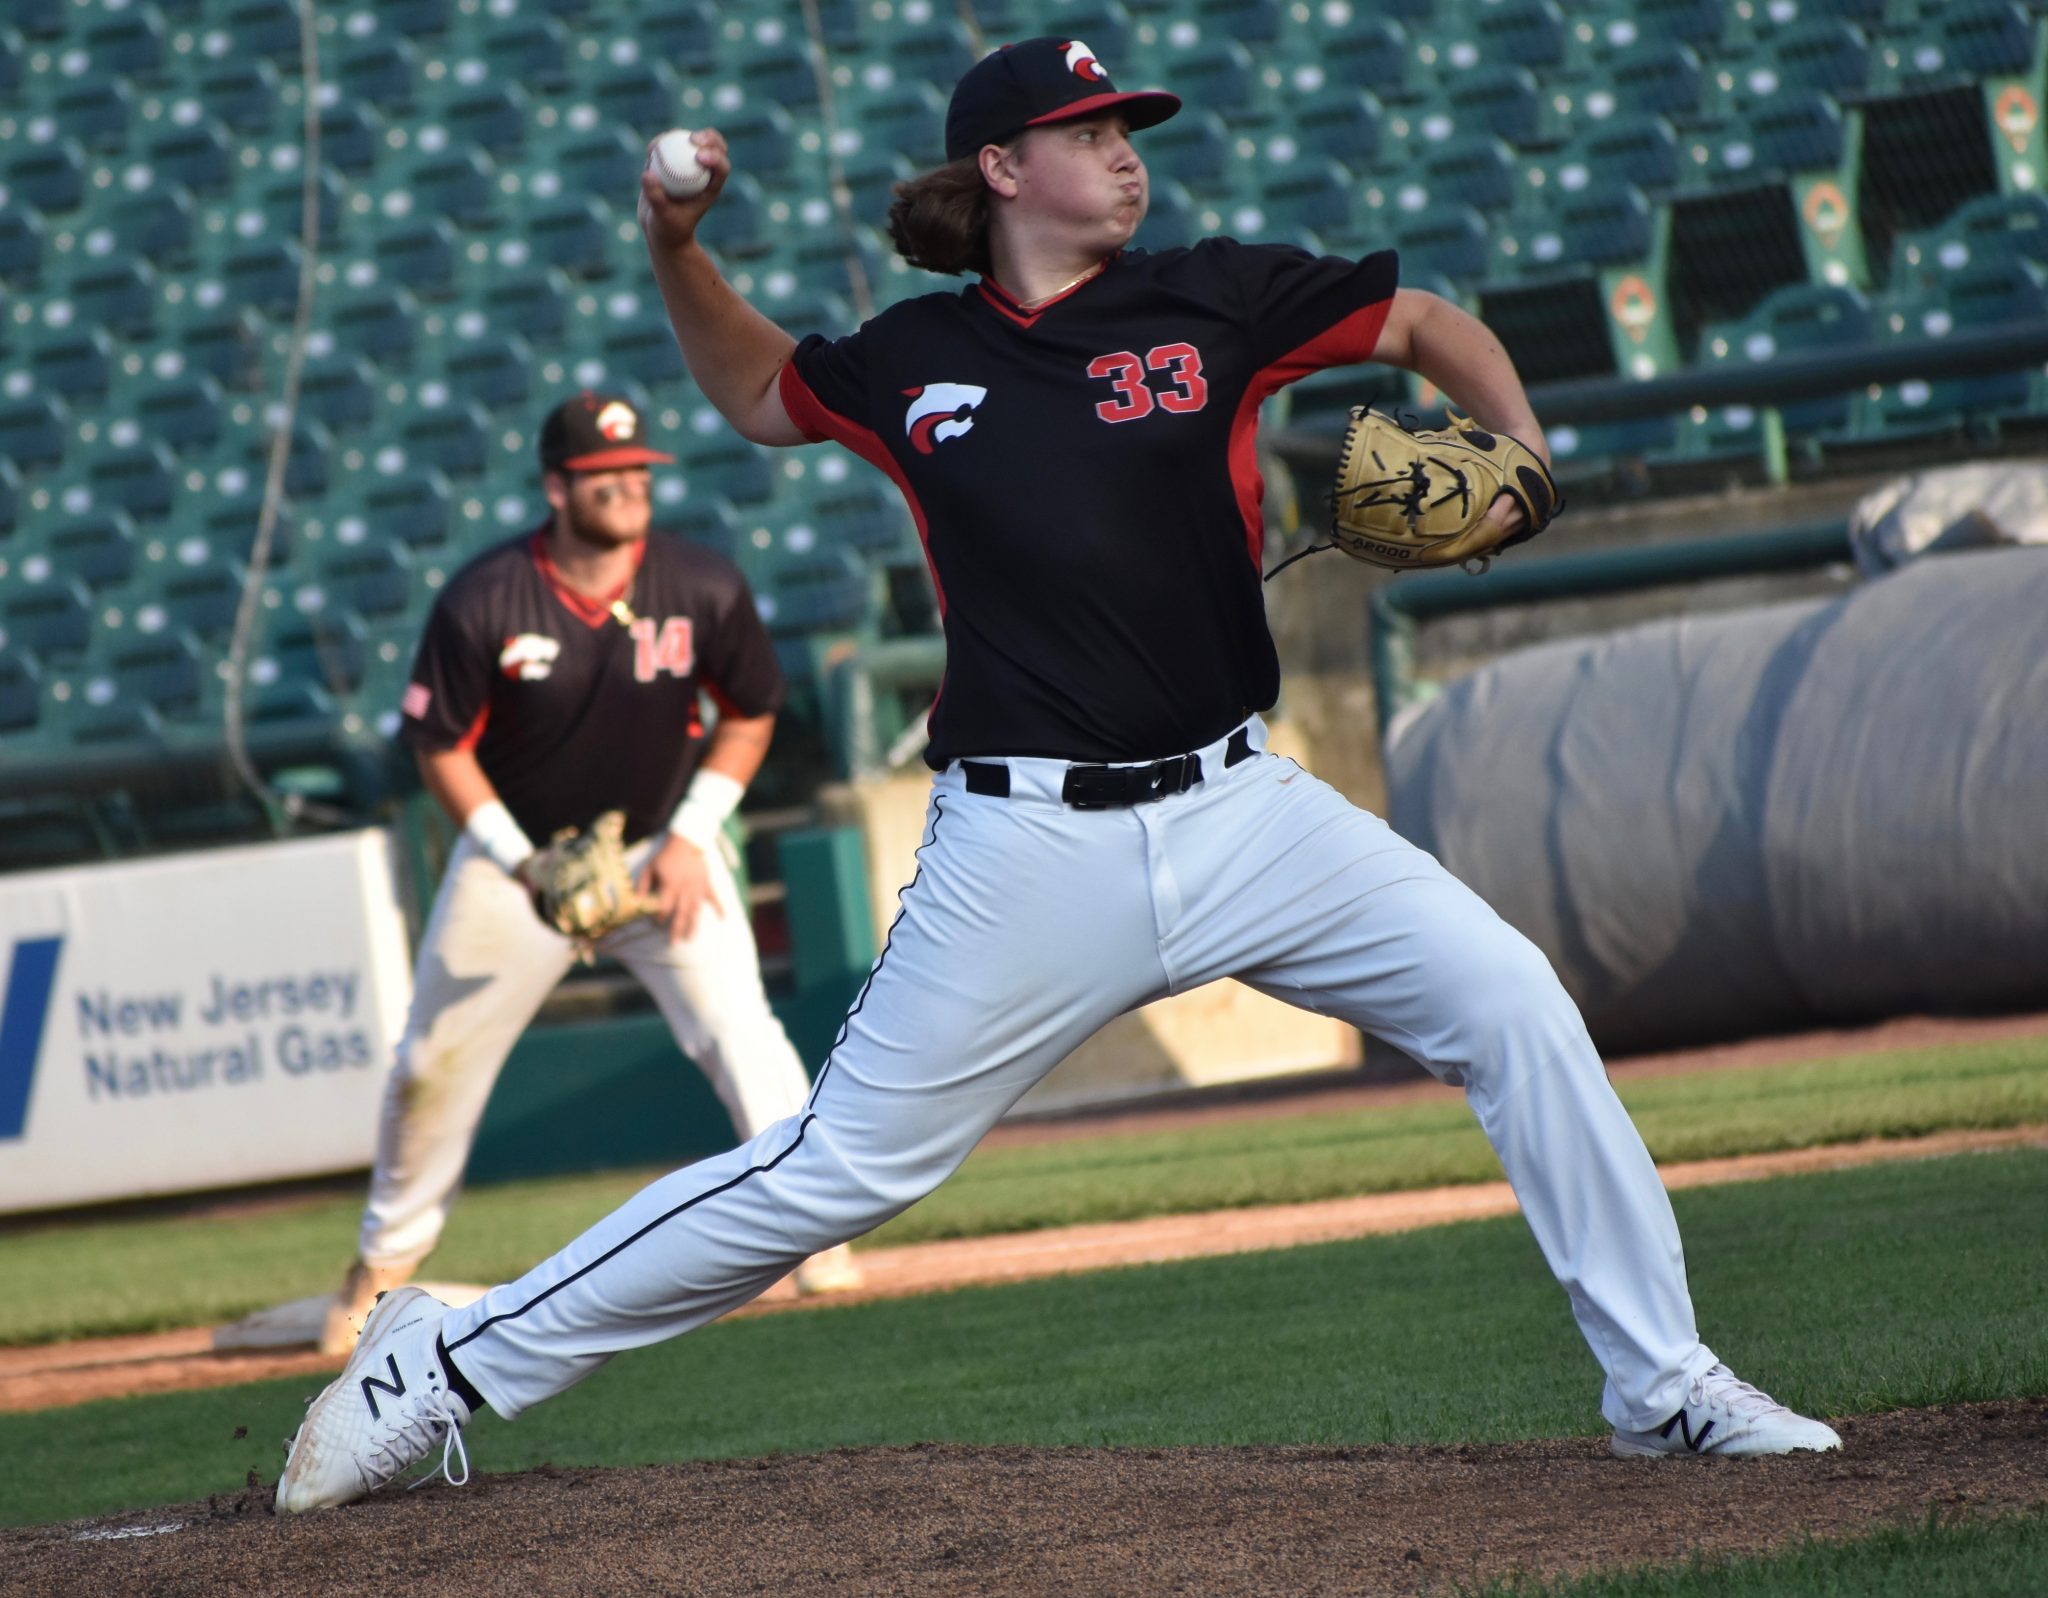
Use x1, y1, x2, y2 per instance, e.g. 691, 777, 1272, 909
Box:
276, 1287, 473, 1512
1611, 1364, 1843, 1458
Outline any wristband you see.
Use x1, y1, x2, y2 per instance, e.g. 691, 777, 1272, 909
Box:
464, 799, 536, 877
665, 769, 746, 851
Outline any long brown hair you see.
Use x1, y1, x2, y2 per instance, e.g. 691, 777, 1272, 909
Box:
885, 156, 994, 277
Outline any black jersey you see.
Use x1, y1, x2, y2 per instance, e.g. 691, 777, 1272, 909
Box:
781, 238, 1397, 766
399, 528, 783, 843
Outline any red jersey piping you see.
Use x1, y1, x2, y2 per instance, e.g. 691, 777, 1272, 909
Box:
529, 529, 647, 629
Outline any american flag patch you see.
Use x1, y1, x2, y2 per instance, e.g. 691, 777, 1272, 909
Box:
401, 682, 432, 719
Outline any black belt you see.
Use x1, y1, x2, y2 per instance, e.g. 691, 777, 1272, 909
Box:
961, 726, 1256, 810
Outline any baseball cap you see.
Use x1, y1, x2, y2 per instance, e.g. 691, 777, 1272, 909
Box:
944, 37, 1181, 162
536, 392, 676, 473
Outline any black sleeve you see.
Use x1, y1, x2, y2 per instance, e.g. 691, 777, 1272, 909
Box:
781, 327, 874, 442
1203, 238, 1401, 375
397, 589, 493, 751
698, 569, 784, 719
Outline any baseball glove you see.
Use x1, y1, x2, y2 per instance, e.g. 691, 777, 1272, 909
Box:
1328, 407, 1562, 573
523, 810, 659, 957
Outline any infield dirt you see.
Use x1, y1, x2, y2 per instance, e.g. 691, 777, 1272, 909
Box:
6, 1399, 2044, 1596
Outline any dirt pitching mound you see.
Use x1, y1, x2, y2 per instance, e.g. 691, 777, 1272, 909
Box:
7, 1399, 2044, 1597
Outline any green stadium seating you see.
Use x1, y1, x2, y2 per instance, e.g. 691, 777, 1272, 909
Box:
392, 149, 500, 231
442, 335, 535, 415
1256, 158, 1359, 236
1892, 191, 2048, 290
638, 3, 716, 64
2, 578, 94, 660
63, 261, 158, 340
1856, 255, 2048, 437
0, 651, 41, 734
157, 557, 251, 642
1603, 43, 1709, 124
1388, 203, 1492, 282
1746, 18, 1872, 101
324, 470, 455, 551
1421, 136, 1518, 213
192, 59, 282, 135
587, 61, 689, 142
44, 511, 139, 589
0, 26, 20, 96
47, 78, 135, 151
102, 629, 204, 716
324, 287, 420, 363
127, 371, 226, 454
28, 327, 116, 400
439, 83, 532, 160
319, 543, 417, 619
267, 608, 370, 696
379, 399, 494, 479
6, 140, 87, 214
1689, 282, 1877, 456
479, 266, 573, 341
222, 0, 301, 61
1164, 41, 1262, 118
1140, 109, 1236, 194
479, 15, 571, 90
317, 102, 386, 176
371, 0, 453, 37
0, 207, 44, 287
171, 304, 267, 389
1290, 89, 1387, 168
524, 197, 618, 280
83, 5, 167, 77
1041, 1, 1135, 59
1311, 20, 1412, 99
679, 430, 776, 506
731, 44, 819, 111
0, 395, 70, 473
79, 183, 195, 267
0, 458, 19, 536
78, 444, 181, 522
145, 122, 234, 194
336, 37, 420, 112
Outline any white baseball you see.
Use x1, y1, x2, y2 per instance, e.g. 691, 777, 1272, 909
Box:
649, 129, 710, 199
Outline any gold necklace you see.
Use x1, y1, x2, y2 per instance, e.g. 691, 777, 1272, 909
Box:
1020, 261, 1104, 309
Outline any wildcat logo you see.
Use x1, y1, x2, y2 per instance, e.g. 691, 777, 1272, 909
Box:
1063, 40, 1108, 83
499, 633, 562, 680
595, 401, 639, 442
902, 383, 988, 455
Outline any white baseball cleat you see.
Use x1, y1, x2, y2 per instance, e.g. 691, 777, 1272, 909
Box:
793, 1243, 865, 1296
1611, 1364, 1843, 1458
276, 1287, 474, 1513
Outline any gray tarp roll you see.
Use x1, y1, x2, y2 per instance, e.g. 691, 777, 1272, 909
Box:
1384, 547, 2048, 1053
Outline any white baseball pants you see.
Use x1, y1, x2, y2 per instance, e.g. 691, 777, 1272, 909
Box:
439, 719, 1719, 1432
356, 833, 816, 1268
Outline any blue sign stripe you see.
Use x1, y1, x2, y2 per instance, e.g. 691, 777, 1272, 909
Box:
0, 938, 62, 1142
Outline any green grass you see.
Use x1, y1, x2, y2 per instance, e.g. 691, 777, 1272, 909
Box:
1, 1147, 2042, 1529
7, 1036, 2041, 1346
1473, 1512, 2048, 1597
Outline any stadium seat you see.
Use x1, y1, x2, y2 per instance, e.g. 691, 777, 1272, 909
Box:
1389, 204, 1493, 283
64, 698, 163, 746
0, 207, 45, 287
695, 173, 773, 259
145, 122, 234, 195
440, 85, 531, 159
1746, 19, 1871, 102
1892, 190, 2048, 292
867, 18, 981, 87
1473, 0, 1575, 74
193, 59, 281, 135
597, 302, 689, 386
1141, 110, 1236, 195
266, 609, 370, 696
1889, 0, 2036, 83
443, 335, 535, 414
189, 489, 296, 567
319, 543, 417, 619
372, 219, 461, 300
1291, 89, 1387, 168
317, 103, 386, 176
298, 355, 381, 435
1313, 20, 1411, 100
585, 61, 689, 141
104, 629, 204, 715
80, 445, 180, 522
392, 149, 500, 231
327, 470, 455, 551
0, 458, 18, 536
1721, 95, 1849, 178
47, 78, 134, 151
1603, 44, 1708, 124
129, 372, 226, 454
174, 305, 267, 390
77, 183, 195, 268
639, 2, 717, 63
29, 327, 116, 400
44, 511, 139, 589
56, 262, 155, 341
158, 558, 252, 642
854, 83, 950, 168
1165, 41, 1262, 118
1256, 159, 1358, 237
5, 140, 87, 215
83, 5, 166, 77
0, 394, 70, 473
325, 288, 420, 363
1039, 1, 1135, 60
0, 651, 41, 735
718, 104, 796, 183
1421, 137, 1518, 214
731, 44, 818, 110
215, 240, 305, 322
1596, 0, 1726, 54
2, 579, 94, 659
762, 546, 874, 636
524, 198, 616, 280
336, 36, 420, 111
1542, 115, 1681, 205
480, 267, 573, 341
370, 0, 452, 37
1134, 180, 1203, 251
1860, 256, 2048, 436
679, 432, 776, 506
480, 15, 571, 90
1444, 65, 1547, 147
0, 25, 20, 96
382, 400, 493, 479
666, 494, 743, 563
1690, 283, 1876, 455
223, 0, 302, 60
810, 476, 915, 558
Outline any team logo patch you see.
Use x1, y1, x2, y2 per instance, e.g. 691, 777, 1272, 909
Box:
499, 633, 562, 680
595, 401, 638, 442
1063, 39, 1108, 83
902, 383, 988, 454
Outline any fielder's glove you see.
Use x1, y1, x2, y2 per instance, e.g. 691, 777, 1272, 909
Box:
1328, 407, 1562, 573
522, 810, 659, 959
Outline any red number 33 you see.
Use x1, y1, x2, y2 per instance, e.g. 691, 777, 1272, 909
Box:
1087, 343, 1209, 424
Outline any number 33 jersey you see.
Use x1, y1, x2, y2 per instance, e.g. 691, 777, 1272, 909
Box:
781, 239, 1398, 768
399, 529, 784, 843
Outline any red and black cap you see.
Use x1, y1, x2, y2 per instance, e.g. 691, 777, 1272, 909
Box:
537, 392, 676, 473
944, 37, 1181, 162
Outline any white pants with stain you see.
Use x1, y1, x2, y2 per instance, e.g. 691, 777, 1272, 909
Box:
357, 833, 815, 1268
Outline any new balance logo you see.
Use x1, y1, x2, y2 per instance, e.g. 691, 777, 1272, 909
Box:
361, 1354, 406, 1419
1657, 1408, 1715, 1452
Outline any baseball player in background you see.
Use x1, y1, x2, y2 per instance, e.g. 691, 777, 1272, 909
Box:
315, 392, 860, 1357
280, 41, 1838, 1509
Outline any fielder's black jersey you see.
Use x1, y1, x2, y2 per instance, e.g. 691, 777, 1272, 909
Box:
399, 528, 783, 842
781, 237, 1398, 766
